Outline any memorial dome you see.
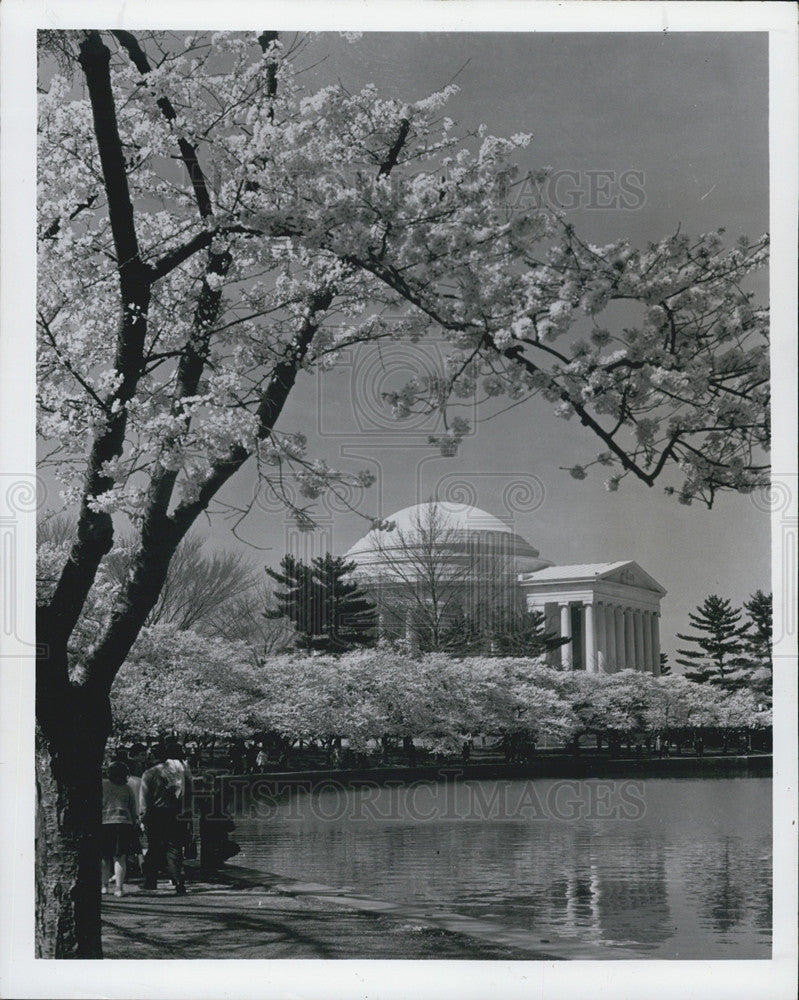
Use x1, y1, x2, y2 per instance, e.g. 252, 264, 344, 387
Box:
344, 501, 551, 578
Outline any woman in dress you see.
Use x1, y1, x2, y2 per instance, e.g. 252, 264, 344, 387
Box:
101, 760, 141, 897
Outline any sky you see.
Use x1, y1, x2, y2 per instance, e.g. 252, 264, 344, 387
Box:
190, 31, 771, 663
34, 30, 772, 663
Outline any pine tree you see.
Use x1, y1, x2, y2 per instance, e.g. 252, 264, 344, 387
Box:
265, 553, 377, 653
265, 555, 321, 651
311, 553, 378, 654
676, 595, 749, 686
439, 610, 486, 655
738, 589, 773, 701
742, 590, 773, 672
437, 607, 568, 658
491, 608, 569, 659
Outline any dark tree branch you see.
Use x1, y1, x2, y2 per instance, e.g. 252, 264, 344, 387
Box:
148, 224, 264, 281
78, 33, 143, 273
45, 32, 152, 652
42, 194, 99, 240
501, 342, 658, 486
257, 30, 280, 107
378, 118, 411, 177
111, 30, 214, 219
82, 287, 334, 692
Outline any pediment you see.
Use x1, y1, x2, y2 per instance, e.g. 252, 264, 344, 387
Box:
601, 562, 666, 594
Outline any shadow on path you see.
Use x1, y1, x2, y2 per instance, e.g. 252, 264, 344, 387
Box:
102, 880, 544, 960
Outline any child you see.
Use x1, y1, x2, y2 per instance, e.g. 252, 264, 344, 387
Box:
101, 760, 141, 897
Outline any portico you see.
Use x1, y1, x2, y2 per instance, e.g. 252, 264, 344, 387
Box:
519, 561, 666, 674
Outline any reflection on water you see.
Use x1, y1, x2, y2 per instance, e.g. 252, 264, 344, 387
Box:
232, 777, 771, 959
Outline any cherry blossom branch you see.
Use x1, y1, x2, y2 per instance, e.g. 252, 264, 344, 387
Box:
41, 194, 98, 240
46, 32, 153, 650
111, 30, 214, 219
84, 287, 335, 690
37, 312, 111, 414
147, 224, 265, 282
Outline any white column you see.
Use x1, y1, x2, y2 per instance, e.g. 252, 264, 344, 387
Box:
405, 607, 419, 652
643, 610, 653, 673
605, 604, 617, 672
584, 602, 597, 673
595, 601, 606, 673
615, 606, 626, 669
625, 609, 636, 670
560, 602, 572, 669
651, 612, 661, 676
377, 608, 386, 641
634, 610, 645, 672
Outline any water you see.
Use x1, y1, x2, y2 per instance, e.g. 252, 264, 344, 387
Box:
231, 776, 771, 959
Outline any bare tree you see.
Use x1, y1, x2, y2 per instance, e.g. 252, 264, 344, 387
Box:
364, 502, 520, 651
207, 577, 296, 658
104, 535, 258, 632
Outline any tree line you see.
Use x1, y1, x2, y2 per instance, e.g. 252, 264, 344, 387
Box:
40, 517, 774, 754
110, 648, 772, 760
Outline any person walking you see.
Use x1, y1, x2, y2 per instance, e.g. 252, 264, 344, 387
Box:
101, 760, 141, 898
139, 740, 192, 895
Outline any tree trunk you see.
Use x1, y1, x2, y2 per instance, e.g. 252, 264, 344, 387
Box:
36, 646, 111, 958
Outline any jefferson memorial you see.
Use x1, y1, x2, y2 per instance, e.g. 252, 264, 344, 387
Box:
345, 501, 665, 675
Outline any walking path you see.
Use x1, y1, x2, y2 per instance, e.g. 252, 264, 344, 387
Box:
101, 875, 537, 959
101, 867, 641, 960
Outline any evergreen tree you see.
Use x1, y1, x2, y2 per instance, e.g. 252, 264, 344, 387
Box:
659, 653, 671, 676
265, 553, 377, 653
676, 595, 749, 687
265, 555, 321, 651
739, 589, 773, 701
438, 610, 486, 655
311, 553, 378, 653
438, 607, 568, 659
491, 608, 570, 659
742, 590, 773, 672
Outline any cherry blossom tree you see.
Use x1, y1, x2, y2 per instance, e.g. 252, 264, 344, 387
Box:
561, 670, 653, 750
36, 28, 768, 957
109, 624, 256, 740
431, 223, 769, 509
253, 651, 575, 757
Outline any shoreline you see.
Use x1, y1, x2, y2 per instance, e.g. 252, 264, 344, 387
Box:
210, 752, 771, 801
101, 869, 572, 960
101, 864, 646, 961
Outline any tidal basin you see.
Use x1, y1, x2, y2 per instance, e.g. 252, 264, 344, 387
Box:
231, 775, 771, 960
